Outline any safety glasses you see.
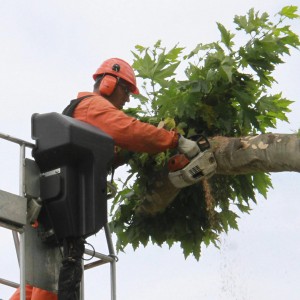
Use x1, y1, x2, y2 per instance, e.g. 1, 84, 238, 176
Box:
118, 81, 131, 96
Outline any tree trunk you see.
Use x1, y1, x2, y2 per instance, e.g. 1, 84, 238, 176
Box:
136, 133, 300, 216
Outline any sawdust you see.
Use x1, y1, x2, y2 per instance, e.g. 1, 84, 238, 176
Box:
202, 178, 215, 222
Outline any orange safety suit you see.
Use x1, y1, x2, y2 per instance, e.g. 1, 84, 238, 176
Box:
9, 285, 57, 300
10, 92, 178, 300
73, 92, 179, 153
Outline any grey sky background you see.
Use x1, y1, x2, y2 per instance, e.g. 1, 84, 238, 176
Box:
0, 1, 299, 299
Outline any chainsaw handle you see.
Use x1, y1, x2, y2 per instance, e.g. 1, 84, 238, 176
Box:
193, 135, 210, 152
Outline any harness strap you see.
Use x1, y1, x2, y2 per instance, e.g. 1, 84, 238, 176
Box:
62, 94, 116, 180
62, 95, 93, 117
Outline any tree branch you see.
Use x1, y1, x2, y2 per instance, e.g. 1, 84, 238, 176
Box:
136, 133, 300, 216
211, 133, 300, 174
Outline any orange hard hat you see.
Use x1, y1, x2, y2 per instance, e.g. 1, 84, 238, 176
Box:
93, 58, 139, 94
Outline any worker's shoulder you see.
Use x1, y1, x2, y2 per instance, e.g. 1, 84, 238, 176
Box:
76, 93, 106, 106
84, 94, 117, 113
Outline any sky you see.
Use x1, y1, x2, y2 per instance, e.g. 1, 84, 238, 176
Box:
0, 0, 299, 299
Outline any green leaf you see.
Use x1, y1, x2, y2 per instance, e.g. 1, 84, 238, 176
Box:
234, 9, 269, 34
165, 45, 185, 61
279, 6, 300, 19
131, 93, 149, 105
154, 62, 180, 82
135, 44, 146, 53
181, 239, 194, 259
221, 64, 233, 82
217, 22, 235, 49
236, 203, 252, 214
252, 173, 273, 199
154, 40, 162, 48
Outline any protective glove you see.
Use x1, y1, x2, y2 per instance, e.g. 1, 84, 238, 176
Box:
177, 135, 200, 159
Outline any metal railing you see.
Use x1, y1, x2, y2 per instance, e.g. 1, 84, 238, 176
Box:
0, 132, 117, 300
0, 132, 34, 300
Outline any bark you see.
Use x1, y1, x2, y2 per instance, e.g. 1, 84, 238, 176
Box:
135, 174, 181, 216
136, 133, 300, 216
211, 133, 300, 174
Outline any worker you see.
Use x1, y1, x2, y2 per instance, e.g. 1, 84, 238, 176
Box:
10, 57, 199, 300
64, 57, 199, 159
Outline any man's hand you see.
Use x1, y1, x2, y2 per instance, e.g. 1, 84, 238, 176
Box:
177, 136, 200, 159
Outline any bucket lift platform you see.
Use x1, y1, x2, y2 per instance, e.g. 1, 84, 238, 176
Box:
0, 113, 117, 300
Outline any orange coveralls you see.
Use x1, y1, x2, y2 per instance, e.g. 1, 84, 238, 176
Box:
10, 285, 57, 300
73, 92, 179, 153
10, 92, 178, 299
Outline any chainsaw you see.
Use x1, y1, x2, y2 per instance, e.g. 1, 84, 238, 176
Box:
168, 135, 217, 188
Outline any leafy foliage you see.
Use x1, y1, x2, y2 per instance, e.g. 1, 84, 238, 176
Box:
109, 6, 300, 260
